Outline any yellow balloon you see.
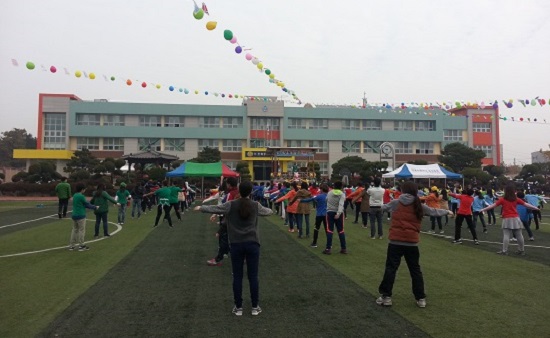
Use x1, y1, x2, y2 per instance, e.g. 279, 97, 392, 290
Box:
279, 82, 285, 87
257, 62, 263, 70
206, 21, 217, 30
508, 98, 513, 103
195, 90, 199, 94
75, 70, 82, 78
156, 84, 161, 89
89, 73, 96, 80
269, 73, 275, 79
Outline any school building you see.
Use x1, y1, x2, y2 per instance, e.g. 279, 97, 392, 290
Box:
13, 93, 502, 180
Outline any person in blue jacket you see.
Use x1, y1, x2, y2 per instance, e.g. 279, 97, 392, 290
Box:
517, 191, 534, 241
299, 183, 329, 248
472, 190, 489, 233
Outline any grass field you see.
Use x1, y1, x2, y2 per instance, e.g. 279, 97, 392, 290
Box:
1, 201, 549, 337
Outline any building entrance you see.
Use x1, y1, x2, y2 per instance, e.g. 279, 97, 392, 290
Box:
253, 161, 272, 181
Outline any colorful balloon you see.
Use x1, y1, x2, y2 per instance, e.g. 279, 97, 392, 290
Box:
193, 9, 204, 20
223, 30, 233, 41
264, 69, 271, 75
169, 86, 175, 91
251, 58, 259, 65
221, 94, 225, 97
530, 99, 536, 106
184, 89, 189, 94
49, 66, 57, 73
205, 91, 208, 95
179, 88, 183, 92
195, 90, 199, 94
245, 53, 253, 61
492, 101, 498, 109
235, 46, 242, 54
141, 82, 147, 88
110, 76, 115, 81
269, 73, 275, 79
26, 62, 35, 70
206, 21, 217, 30
230, 37, 237, 44
156, 84, 161, 89
126, 79, 132, 86
75, 70, 82, 78
89, 73, 96, 80
257, 62, 263, 70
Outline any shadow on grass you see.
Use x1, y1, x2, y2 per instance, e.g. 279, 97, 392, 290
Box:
41, 211, 427, 337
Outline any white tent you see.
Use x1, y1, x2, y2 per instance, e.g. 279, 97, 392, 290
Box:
382, 164, 463, 186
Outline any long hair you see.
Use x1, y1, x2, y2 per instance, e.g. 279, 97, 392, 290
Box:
237, 181, 254, 219
95, 183, 105, 197
441, 189, 448, 201
401, 181, 423, 220
503, 183, 517, 202
486, 188, 494, 198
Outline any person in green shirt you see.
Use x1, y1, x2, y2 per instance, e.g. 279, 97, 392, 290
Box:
116, 182, 131, 225
69, 183, 98, 251
90, 183, 120, 238
55, 177, 71, 219
144, 180, 173, 228
169, 183, 183, 222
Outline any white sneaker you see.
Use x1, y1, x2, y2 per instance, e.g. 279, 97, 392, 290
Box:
416, 299, 427, 308
376, 296, 392, 306
232, 306, 243, 316
439, 230, 445, 234
251, 306, 262, 316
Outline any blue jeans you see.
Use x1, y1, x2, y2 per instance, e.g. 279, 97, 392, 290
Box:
230, 241, 260, 308
295, 214, 311, 237
118, 204, 127, 224
369, 207, 383, 237
94, 213, 109, 236
325, 212, 346, 250
132, 198, 142, 217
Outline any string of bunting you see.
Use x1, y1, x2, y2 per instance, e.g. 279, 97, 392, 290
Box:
191, 1, 302, 104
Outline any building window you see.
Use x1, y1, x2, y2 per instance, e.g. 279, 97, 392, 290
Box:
394, 142, 413, 154
288, 118, 306, 129
103, 138, 124, 151
103, 115, 125, 126
250, 138, 280, 147
342, 120, 361, 130
416, 142, 434, 154
364, 141, 383, 153
165, 116, 185, 127
394, 121, 413, 131
287, 161, 308, 172
309, 140, 328, 153
251, 117, 280, 130
76, 114, 100, 126
222, 139, 242, 152
473, 123, 491, 133
318, 162, 329, 176
287, 140, 308, 147
475, 145, 493, 158
415, 121, 435, 131
139, 116, 161, 127
199, 117, 220, 128
443, 129, 463, 141
198, 139, 219, 151
223, 161, 238, 171
310, 119, 328, 129
342, 141, 360, 153
76, 137, 99, 150
222, 117, 243, 128
138, 138, 161, 151
44, 113, 66, 149
363, 120, 381, 130
164, 138, 185, 151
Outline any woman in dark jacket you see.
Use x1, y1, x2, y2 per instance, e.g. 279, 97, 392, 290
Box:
90, 184, 119, 238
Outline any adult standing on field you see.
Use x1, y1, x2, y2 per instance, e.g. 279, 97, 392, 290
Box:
367, 177, 385, 239
144, 180, 174, 228
115, 183, 131, 225
195, 181, 273, 317
90, 183, 120, 238
323, 181, 347, 255
69, 183, 98, 251
376, 181, 453, 308
55, 177, 71, 219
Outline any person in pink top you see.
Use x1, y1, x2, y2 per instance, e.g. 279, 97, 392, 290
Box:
449, 188, 477, 245
480, 184, 539, 255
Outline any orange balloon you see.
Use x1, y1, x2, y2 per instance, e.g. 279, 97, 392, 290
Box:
126, 79, 132, 86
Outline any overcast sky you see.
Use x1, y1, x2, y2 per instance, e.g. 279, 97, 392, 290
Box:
1, 0, 549, 165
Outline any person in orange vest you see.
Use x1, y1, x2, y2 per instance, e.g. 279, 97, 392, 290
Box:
420, 186, 444, 234
347, 182, 365, 224
276, 182, 299, 233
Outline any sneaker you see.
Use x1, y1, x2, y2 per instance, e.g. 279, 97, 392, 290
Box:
232, 306, 243, 316
352, 221, 358, 224
428, 230, 435, 234
340, 249, 348, 254
168, 224, 174, 228
452, 240, 462, 244
251, 306, 262, 316
474, 240, 479, 245
483, 229, 488, 234
153, 224, 158, 228
104, 234, 110, 238
94, 235, 99, 239
439, 230, 445, 234
310, 243, 318, 248
322, 248, 332, 255
496, 251, 508, 255
58, 213, 62, 219
378, 236, 383, 239
387, 217, 390, 221
376, 296, 392, 306
515, 250, 526, 256
78, 245, 90, 251
371, 236, 376, 239
529, 237, 534, 241
510, 238, 518, 242
416, 299, 427, 308
68, 246, 75, 251
207, 258, 222, 266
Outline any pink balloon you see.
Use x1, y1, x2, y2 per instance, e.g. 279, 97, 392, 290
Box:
50, 66, 57, 73
230, 37, 237, 44
245, 53, 253, 61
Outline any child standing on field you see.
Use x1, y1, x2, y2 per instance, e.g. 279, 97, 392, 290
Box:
449, 188, 478, 245
116, 183, 131, 225
480, 184, 539, 255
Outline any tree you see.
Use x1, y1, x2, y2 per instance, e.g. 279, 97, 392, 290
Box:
147, 167, 167, 182
0, 128, 37, 167
483, 165, 505, 178
461, 168, 492, 186
64, 148, 100, 173
28, 161, 61, 183
438, 143, 485, 172
236, 161, 251, 182
331, 156, 367, 181
189, 147, 221, 163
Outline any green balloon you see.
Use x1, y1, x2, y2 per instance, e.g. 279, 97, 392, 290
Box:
193, 9, 204, 20
26, 62, 35, 70
223, 29, 233, 41
110, 76, 115, 81
264, 69, 271, 75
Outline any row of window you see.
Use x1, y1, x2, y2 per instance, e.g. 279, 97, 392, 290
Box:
341, 141, 437, 154
75, 114, 245, 128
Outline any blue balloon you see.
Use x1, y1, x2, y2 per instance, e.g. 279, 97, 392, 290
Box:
235, 46, 242, 54
179, 88, 183, 92
221, 93, 225, 97
205, 91, 209, 95
184, 89, 189, 94
169, 86, 174, 91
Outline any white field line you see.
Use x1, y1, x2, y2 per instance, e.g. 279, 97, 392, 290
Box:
0, 214, 66, 229
0, 220, 122, 258
421, 231, 550, 249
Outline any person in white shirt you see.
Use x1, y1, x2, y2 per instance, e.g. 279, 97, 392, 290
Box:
367, 177, 386, 239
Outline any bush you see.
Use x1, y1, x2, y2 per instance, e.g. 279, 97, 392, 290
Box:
0, 182, 58, 196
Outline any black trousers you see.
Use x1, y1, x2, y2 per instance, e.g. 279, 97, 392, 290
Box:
215, 229, 230, 262
378, 244, 425, 300
454, 214, 477, 240
311, 215, 327, 245
58, 198, 69, 217
155, 204, 172, 226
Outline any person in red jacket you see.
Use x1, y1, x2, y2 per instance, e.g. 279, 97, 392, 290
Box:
376, 181, 452, 308
449, 188, 477, 245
